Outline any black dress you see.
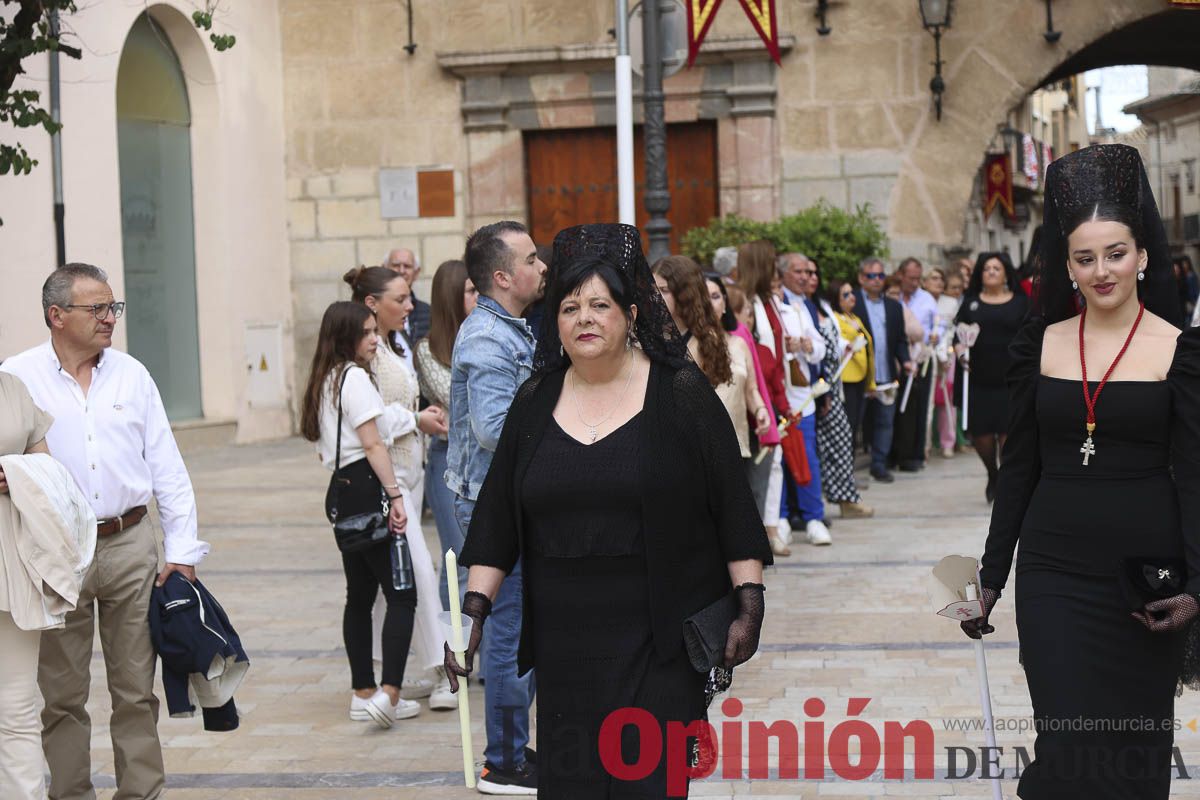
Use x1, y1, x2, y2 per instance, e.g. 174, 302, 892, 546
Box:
981, 320, 1200, 799
522, 413, 705, 798
954, 292, 1029, 435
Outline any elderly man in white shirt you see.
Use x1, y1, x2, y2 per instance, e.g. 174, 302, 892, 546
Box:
773, 254, 831, 546
0, 263, 207, 800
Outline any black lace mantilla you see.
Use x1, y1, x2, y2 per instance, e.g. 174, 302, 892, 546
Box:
532, 223, 691, 375
1036, 143, 1182, 327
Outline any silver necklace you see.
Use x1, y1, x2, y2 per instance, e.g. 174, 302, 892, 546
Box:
570, 353, 635, 443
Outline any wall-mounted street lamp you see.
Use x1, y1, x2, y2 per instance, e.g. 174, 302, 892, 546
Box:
919, 0, 954, 120
1042, 0, 1062, 43
815, 0, 832, 36
403, 0, 417, 55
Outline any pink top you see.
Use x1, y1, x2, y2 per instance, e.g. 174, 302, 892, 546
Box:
731, 323, 780, 446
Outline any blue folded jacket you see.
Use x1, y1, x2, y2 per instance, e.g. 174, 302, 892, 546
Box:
148, 573, 249, 732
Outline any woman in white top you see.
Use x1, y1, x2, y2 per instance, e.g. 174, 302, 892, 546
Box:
300, 301, 415, 728
345, 266, 452, 710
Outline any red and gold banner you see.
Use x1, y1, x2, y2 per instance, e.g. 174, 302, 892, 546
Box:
984, 154, 1014, 219
1170, 1, 1200, 7
686, 0, 780, 66
735, 0, 781, 64
686, 0, 725, 66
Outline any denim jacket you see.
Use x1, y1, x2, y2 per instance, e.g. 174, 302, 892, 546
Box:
445, 295, 536, 501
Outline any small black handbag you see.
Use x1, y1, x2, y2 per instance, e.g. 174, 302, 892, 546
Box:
1117, 557, 1187, 611
325, 369, 392, 554
682, 591, 738, 672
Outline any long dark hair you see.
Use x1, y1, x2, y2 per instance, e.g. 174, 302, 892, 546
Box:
653, 256, 732, 387
966, 251, 1021, 297
344, 265, 406, 357
705, 272, 738, 332
300, 301, 374, 442
426, 259, 470, 367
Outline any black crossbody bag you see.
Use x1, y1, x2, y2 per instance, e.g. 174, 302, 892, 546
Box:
323, 369, 391, 553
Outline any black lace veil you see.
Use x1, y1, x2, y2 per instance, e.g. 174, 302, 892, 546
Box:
532, 223, 691, 374
1035, 143, 1182, 327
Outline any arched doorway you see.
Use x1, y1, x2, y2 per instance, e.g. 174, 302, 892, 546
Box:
116, 12, 202, 420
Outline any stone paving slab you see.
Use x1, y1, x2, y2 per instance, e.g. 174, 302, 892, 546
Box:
72, 438, 1200, 798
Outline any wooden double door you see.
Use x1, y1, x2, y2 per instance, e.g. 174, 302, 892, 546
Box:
525, 121, 718, 256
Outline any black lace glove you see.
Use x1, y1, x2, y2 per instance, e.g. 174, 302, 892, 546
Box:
1133, 593, 1200, 633
723, 583, 766, 668
443, 590, 492, 693
960, 586, 1000, 640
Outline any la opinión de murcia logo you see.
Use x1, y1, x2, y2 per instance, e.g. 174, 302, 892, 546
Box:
582, 697, 1195, 796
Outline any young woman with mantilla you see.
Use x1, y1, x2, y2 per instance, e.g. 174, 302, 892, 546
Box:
963, 144, 1200, 799
445, 223, 772, 798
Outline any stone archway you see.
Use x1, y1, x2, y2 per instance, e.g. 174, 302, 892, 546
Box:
885, 3, 1200, 259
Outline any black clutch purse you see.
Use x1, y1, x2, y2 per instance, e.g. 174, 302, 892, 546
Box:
682, 592, 737, 672
1118, 557, 1187, 611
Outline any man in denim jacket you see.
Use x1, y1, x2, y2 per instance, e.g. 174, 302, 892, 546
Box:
446, 220, 546, 794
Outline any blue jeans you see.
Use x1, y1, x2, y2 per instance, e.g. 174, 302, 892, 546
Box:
426, 438, 465, 612
454, 496, 535, 770
867, 396, 896, 473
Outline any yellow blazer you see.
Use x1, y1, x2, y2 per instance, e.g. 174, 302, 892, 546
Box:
834, 311, 875, 389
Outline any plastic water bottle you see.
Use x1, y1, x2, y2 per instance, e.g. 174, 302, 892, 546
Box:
391, 535, 415, 591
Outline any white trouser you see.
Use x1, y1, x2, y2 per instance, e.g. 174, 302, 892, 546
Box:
373, 474, 444, 675
0, 612, 44, 799
764, 447, 784, 527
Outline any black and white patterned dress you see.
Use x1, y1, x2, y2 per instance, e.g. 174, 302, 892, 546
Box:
815, 315, 862, 504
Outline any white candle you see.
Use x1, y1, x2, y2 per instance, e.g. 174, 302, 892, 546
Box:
446, 549, 475, 789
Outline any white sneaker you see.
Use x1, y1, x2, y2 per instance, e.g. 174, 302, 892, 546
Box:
806, 519, 832, 546
350, 692, 379, 722
400, 675, 434, 699
429, 672, 458, 711
777, 517, 793, 546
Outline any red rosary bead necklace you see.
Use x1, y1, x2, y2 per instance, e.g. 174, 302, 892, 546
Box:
1077, 301, 1145, 466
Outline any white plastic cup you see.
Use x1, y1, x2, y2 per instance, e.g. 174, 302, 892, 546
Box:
439, 610, 474, 652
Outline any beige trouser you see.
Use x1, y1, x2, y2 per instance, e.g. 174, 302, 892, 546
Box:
39, 518, 164, 800
0, 612, 45, 799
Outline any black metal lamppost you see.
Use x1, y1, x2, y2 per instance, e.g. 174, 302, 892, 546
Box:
919, 0, 954, 121
641, 0, 672, 261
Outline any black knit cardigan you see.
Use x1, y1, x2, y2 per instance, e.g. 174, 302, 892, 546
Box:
459, 360, 773, 675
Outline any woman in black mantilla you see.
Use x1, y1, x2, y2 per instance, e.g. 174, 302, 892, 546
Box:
445, 223, 772, 798
963, 143, 1200, 799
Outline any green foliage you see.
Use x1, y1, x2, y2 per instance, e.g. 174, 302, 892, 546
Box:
679, 214, 771, 267
768, 202, 890, 289
681, 203, 890, 289
192, 7, 236, 51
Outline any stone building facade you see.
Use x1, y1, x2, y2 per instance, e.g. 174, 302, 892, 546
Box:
5, 1, 1196, 436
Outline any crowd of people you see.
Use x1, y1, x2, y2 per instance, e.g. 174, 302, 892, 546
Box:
5, 142, 1199, 799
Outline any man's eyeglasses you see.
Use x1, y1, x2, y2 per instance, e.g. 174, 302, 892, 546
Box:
63, 302, 126, 320
862, 272, 885, 280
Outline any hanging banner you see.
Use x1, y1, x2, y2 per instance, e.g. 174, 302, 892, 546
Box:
686, 0, 725, 66
984, 154, 1015, 219
686, 0, 780, 66
1170, 1, 1200, 6
735, 0, 782, 65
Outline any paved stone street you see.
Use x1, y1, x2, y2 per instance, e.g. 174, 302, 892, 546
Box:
76, 437, 1200, 799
